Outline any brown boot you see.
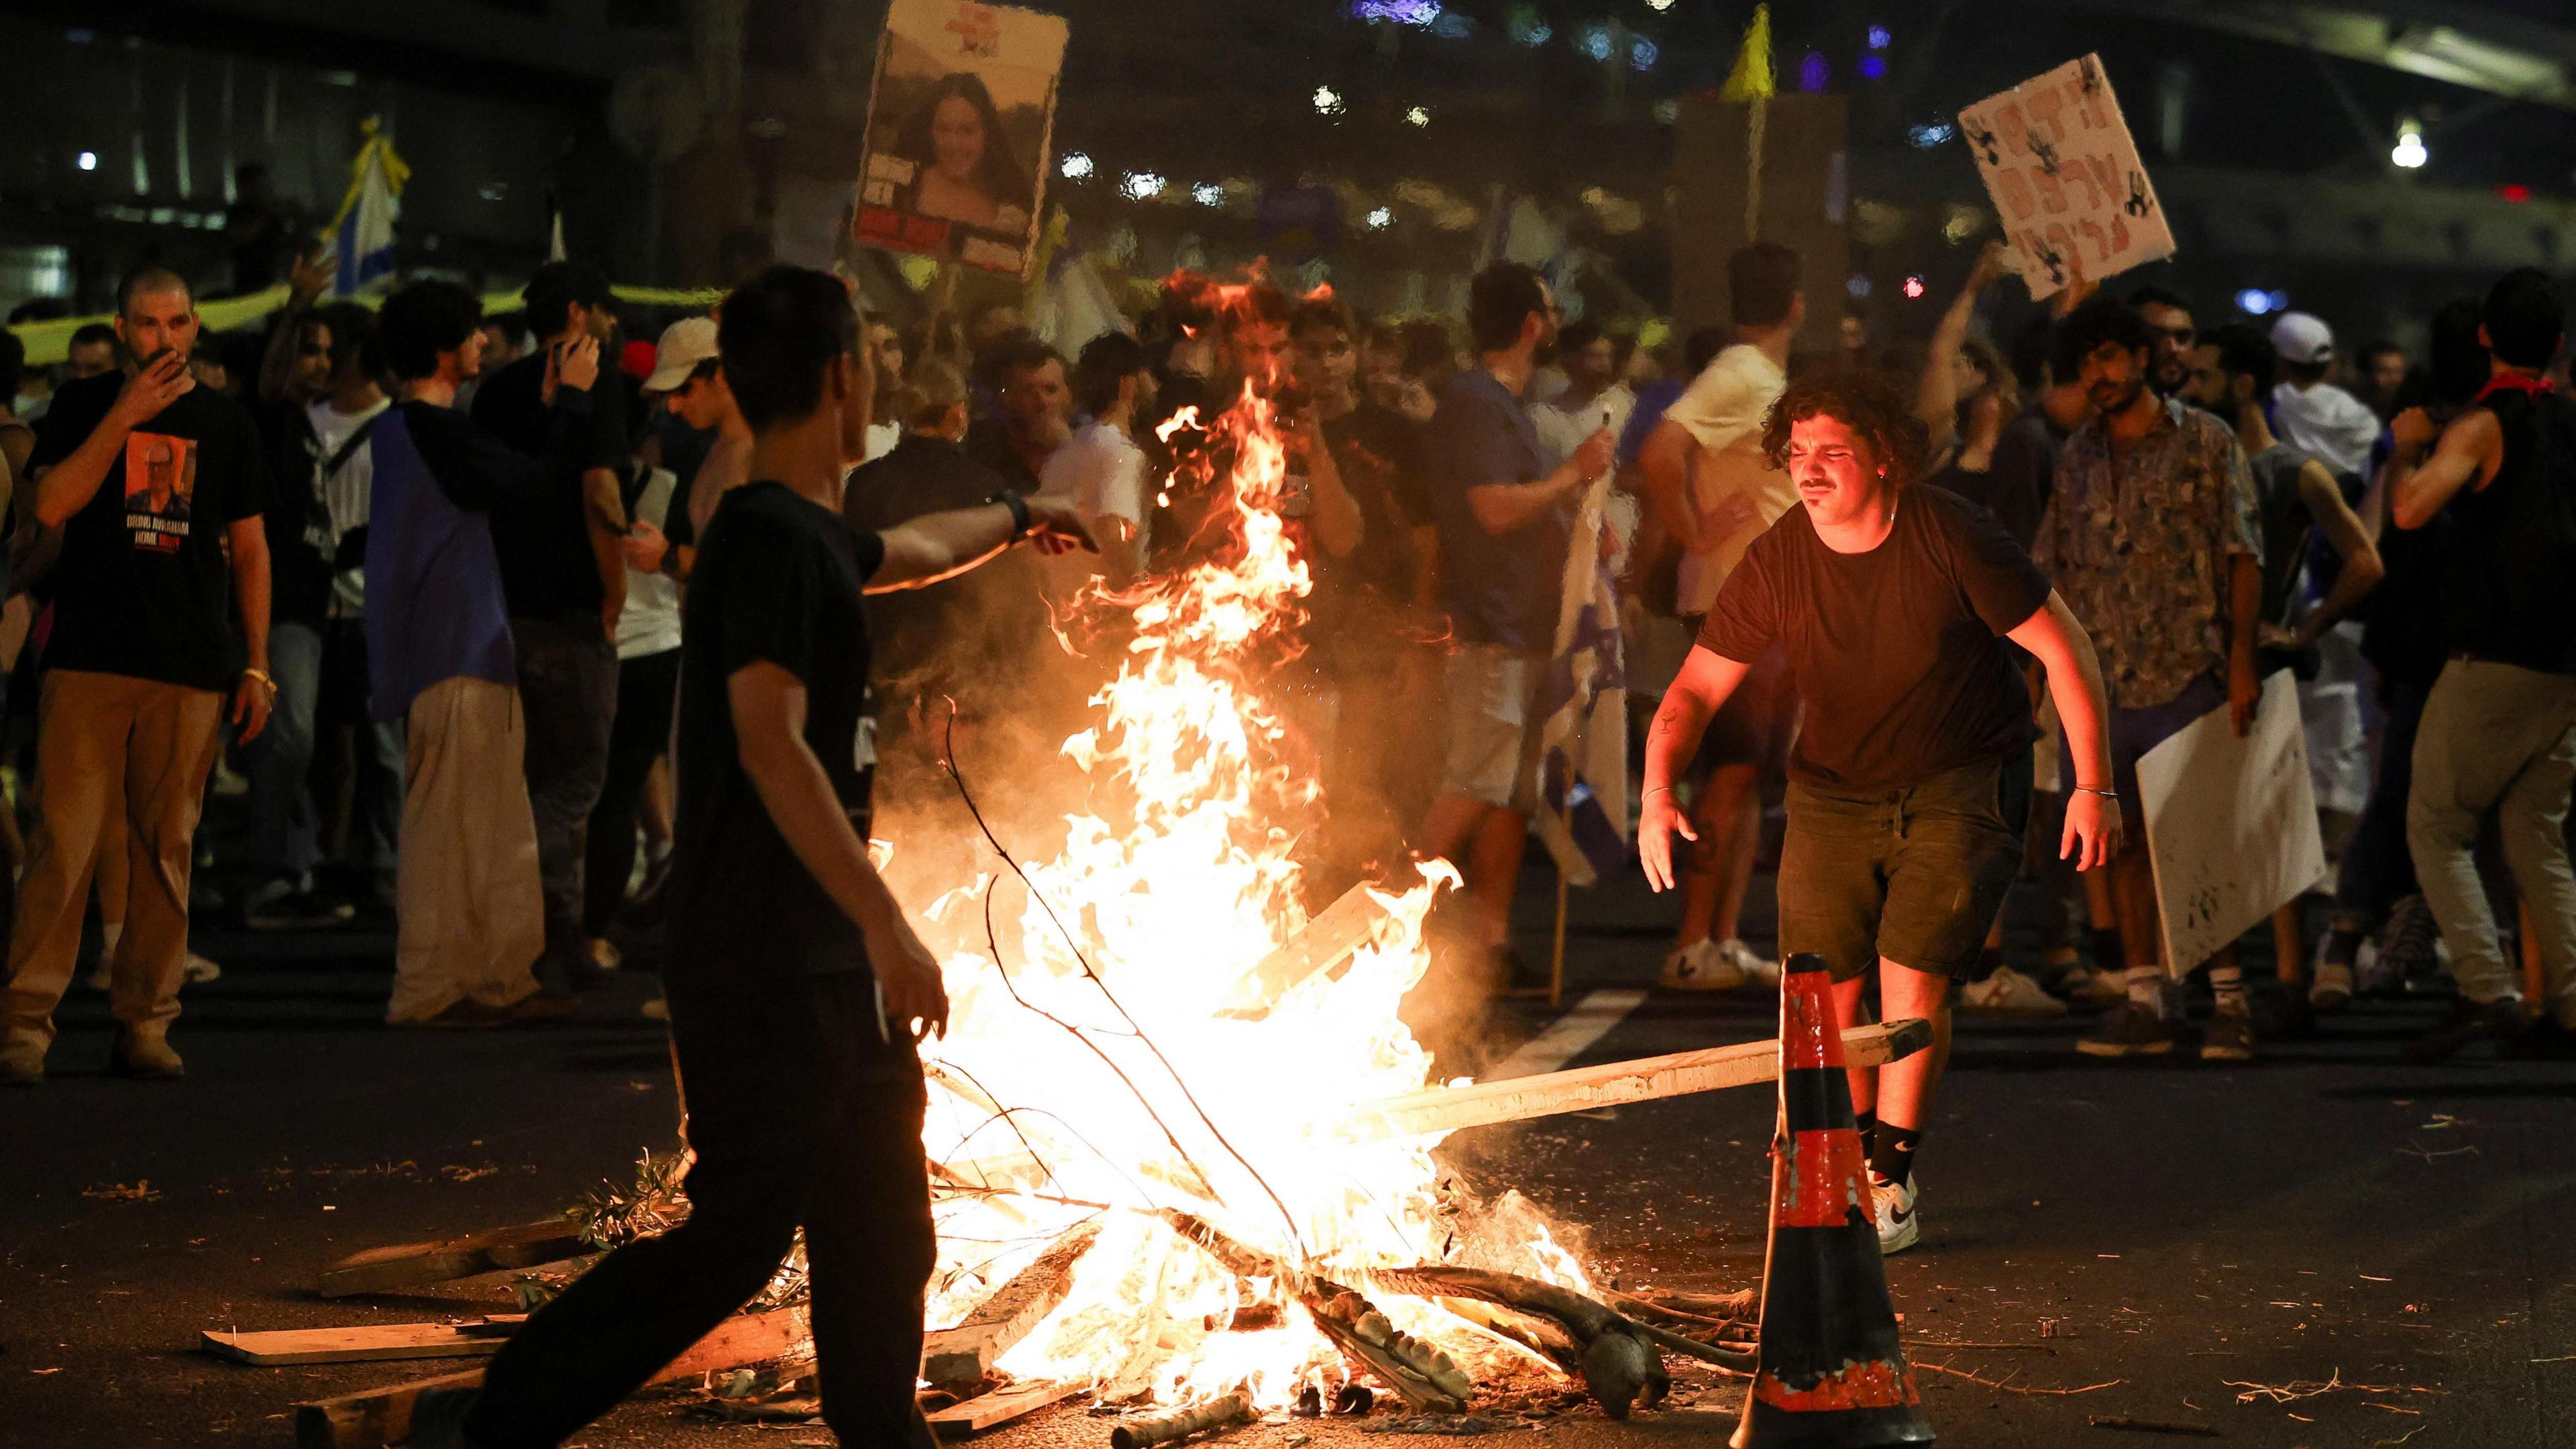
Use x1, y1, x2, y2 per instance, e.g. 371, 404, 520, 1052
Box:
109, 1030, 185, 1080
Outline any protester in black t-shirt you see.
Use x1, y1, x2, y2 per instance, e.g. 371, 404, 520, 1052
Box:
418, 264, 1093, 1449
468, 259, 633, 995
0, 268, 272, 1086
2385, 268, 2576, 1062
1639, 368, 2121, 1257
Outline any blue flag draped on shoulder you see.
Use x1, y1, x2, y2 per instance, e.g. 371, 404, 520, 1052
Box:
329, 118, 409, 295
1530, 470, 1631, 887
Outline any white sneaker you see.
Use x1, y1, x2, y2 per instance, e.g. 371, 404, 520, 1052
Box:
2308, 959, 2355, 1012
1715, 938, 1781, 987
1959, 965, 2068, 1014
1661, 938, 1746, 991
2070, 966, 2129, 1006
1871, 1172, 1920, 1254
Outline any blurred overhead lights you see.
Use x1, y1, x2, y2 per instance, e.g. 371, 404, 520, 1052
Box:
1859, 54, 1887, 80
2391, 116, 2427, 169
1430, 10, 1471, 37
1578, 25, 1613, 62
1118, 170, 1164, 200
1653, 98, 1681, 124
1868, 25, 1892, 49
1848, 274, 1873, 299
1405, 105, 1431, 127
76, 150, 97, 172
1059, 152, 1094, 180
1313, 85, 1345, 115
1191, 182, 1224, 207
1902, 274, 1927, 299
1799, 52, 1830, 92
1646, 0, 1675, 9
1630, 38, 1658, 72
1506, 5, 1550, 46
2236, 288, 2289, 315
2497, 182, 2532, 203
1366, 207, 1393, 229
1907, 120, 1955, 148
1348, 0, 1440, 23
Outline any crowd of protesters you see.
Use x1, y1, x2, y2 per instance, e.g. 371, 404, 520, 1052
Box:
0, 243, 2569, 1179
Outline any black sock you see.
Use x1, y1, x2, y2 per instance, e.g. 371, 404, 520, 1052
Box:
1855, 1108, 1878, 1151
2090, 926, 2125, 970
1870, 1120, 1919, 1185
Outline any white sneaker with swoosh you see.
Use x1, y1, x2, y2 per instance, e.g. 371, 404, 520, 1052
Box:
1871, 1172, 1919, 1255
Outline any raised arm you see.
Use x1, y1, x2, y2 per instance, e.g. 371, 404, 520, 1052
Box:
2005, 592, 2122, 871
1916, 241, 2008, 443
36, 354, 193, 529
2388, 405, 2502, 531
255, 251, 335, 404
727, 660, 947, 1040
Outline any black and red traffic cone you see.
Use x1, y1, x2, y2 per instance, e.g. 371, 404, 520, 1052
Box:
1733, 952, 1934, 1448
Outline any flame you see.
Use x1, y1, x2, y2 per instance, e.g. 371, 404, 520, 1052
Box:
905, 288, 1584, 1409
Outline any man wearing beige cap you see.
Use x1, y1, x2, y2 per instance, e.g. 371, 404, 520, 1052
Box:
2269, 311, 2381, 477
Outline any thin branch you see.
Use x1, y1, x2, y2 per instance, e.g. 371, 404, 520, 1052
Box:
1915, 1360, 2120, 1395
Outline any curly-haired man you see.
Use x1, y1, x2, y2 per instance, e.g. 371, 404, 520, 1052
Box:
1640, 367, 2121, 1254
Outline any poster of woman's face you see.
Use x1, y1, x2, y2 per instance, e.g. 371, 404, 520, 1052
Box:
855, 0, 1068, 276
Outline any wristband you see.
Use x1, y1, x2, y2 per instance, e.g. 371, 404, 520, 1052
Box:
2072, 785, 2119, 800
988, 490, 1032, 540
1643, 785, 1675, 800
243, 668, 278, 692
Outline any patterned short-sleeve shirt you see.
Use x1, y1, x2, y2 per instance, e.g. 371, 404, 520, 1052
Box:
2035, 396, 2262, 710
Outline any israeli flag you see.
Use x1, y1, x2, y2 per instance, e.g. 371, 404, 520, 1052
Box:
329, 118, 409, 296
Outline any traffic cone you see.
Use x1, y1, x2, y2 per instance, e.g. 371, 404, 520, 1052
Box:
1733, 952, 1934, 1448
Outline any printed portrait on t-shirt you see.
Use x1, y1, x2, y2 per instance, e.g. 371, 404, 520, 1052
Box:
123, 431, 197, 553
852, 0, 1067, 276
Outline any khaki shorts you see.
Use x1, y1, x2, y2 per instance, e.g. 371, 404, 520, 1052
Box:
1441, 645, 1549, 813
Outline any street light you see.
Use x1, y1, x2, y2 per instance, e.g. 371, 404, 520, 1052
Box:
2391, 117, 2427, 169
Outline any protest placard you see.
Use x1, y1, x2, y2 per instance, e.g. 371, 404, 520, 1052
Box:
853, 0, 1068, 276
2134, 671, 2328, 975
1956, 54, 2174, 299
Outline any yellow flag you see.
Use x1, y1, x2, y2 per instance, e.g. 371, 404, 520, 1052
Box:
1720, 5, 1775, 105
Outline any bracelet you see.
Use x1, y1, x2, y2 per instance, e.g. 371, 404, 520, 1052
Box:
987, 490, 1032, 539
2072, 785, 2119, 799
242, 668, 278, 692
1644, 785, 1675, 800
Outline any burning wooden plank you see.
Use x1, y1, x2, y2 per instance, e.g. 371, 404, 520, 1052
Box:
292, 1307, 812, 1449
314, 1218, 590, 1299
1107, 1387, 1255, 1447
926, 1378, 1084, 1437
922, 1223, 1101, 1390
204, 1318, 522, 1366
1342, 1018, 1933, 1139
1219, 882, 1395, 1017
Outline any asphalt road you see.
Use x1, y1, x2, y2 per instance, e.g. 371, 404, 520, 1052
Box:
3, 856, 2571, 1449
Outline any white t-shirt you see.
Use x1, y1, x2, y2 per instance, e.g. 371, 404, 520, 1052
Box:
1036, 419, 1149, 597
308, 396, 391, 618
2270, 380, 2380, 478
615, 467, 684, 659
1659, 344, 1797, 616
864, 421, 902, 464
1535, 383, 1637, 470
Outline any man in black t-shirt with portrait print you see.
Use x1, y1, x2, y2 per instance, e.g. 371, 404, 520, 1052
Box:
415, 265, 1094, 1449
0, 268, 273, 1087
1640, 370, 2121, 1257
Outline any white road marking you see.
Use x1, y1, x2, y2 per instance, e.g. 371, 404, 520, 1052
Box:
1488, 989, 1649, 1080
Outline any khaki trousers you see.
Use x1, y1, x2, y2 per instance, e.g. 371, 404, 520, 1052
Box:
2, 670, 223, 1056
389, 676, 545, 1024
2407, 657, 2576, 1021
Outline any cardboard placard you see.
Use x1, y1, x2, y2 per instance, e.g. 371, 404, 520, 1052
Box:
1957, 54, 2175, 299
2134, 671, 2329, 974
852, 0, 1069, 276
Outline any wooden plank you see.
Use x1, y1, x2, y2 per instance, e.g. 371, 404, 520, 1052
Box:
1221, 883, 1393, 1016
315, 1219, 590, 1299
1343, 1020, 1933, 1138
204, 1319, 520, 1366
928, 1379, 1083, 1437
294, 1368, 481, 1449
291, 1308, 811, 1449
922, 1223, 1099, 1389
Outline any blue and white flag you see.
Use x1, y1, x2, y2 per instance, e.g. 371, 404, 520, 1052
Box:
1530, 470, 1631, 888
329, 117, 409, 295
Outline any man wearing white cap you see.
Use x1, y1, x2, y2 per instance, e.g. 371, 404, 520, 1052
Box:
2268, 311, 2381, 478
